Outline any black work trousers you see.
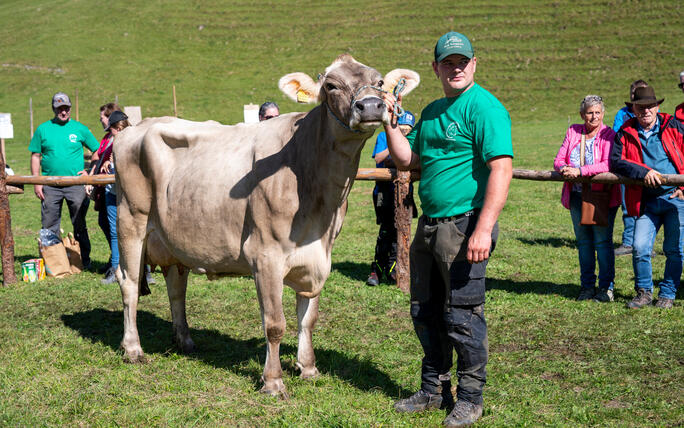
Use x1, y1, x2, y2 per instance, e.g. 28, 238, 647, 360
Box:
409, 213, 497, 405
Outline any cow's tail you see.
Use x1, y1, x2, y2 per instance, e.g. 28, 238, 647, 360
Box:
139, 232, 152, 296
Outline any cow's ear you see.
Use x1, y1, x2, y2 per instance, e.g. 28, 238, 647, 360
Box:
382, 69, 420, 97
278, 72, 321, 104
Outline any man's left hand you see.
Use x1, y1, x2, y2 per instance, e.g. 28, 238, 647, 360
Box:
670, 189, 684, 200
467, 230, 491, 264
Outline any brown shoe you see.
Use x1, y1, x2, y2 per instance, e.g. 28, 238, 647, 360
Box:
626, 288, 653, 309
654, 298, 674, 309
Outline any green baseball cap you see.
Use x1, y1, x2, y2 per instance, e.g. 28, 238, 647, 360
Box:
434, 31, 474, 62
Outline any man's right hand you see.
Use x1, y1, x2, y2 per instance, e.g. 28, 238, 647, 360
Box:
382, 92, 402, 127
34, 184, 44, 201
644, 169, 663, 188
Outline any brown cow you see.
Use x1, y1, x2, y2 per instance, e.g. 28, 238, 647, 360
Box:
113, 54, 419, 398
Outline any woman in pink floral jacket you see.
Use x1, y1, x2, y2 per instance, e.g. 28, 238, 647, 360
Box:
554, 95, 621, 303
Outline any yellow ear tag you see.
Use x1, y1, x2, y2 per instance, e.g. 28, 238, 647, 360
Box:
296, 90, 310, 103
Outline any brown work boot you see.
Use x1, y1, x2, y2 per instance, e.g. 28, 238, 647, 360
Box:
626, 288, 653, 309
443, 399, 483, 427
394, 389, 450, 413
654, 298, 674, 309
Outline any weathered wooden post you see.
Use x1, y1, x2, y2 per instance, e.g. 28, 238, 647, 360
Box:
173, 85, 178, 117
0, 156, 17, 285
393, 169, 412, 293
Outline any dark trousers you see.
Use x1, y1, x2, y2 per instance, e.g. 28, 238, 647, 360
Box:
409, 214, 496, 405
372, 181, 415, 276
373, 220, 397, 276
41, 185, 91, 265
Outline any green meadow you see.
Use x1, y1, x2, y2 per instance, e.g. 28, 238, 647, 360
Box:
0, 0, 682, 426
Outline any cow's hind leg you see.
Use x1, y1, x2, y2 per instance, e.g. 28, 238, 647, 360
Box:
116, 199, 147, 363
254, 263, 288, 399
164, 265, 195, 353
296, 294, 320, 379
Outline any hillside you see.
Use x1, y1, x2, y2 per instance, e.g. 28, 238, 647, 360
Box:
1, 0, 682, 161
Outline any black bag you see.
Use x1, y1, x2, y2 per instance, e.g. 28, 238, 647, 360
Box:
92, 186, 105, 212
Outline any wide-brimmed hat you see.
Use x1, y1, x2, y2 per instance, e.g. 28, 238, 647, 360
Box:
626, 86, 664, 107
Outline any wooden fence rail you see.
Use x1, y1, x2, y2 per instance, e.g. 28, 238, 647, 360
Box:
2, 169, 683, 289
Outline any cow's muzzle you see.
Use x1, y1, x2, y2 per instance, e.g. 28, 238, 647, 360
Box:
350, 96, 386, 131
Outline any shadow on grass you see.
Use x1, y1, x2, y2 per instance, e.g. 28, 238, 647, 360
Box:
516, 237, 576, 248
487, 278, 638, 301
332, 261, 369, 282
487, 278, 578, 299
61, 309, 411, 398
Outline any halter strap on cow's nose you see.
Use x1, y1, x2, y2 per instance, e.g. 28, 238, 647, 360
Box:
350, 79, 406, 118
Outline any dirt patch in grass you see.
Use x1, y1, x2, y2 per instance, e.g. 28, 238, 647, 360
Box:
604, 399, 629, 409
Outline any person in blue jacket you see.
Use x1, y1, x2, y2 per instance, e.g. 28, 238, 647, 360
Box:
367, 111, 417, 286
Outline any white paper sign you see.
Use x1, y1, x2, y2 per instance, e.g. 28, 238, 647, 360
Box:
123, 106, 142, 126
0, 113, 13, 139
243, 104, 259, 124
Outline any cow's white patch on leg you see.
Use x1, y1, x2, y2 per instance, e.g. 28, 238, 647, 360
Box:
164, 265, 194, 353
295, 294, 320, 379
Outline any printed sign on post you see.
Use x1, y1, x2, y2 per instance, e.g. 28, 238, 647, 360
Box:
0, 113, 13, 139
244, 104, 259, 124
123, 106, 142, 126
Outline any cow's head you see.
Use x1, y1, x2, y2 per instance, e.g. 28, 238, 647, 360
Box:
279, 55, 420, 134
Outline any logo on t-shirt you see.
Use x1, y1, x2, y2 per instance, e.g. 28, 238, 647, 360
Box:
69, 134, 78, 144
445, 122, 461, 141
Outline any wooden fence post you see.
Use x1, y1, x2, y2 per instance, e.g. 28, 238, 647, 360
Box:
393, 170, 411, 293
173, 85, 177, 117
0, 156, 17, 285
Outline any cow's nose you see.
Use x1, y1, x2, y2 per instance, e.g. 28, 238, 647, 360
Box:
354, 97, 385, 121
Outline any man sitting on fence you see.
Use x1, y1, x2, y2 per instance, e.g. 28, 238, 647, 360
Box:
610, 85, 684, 309
28, 92, 100, 270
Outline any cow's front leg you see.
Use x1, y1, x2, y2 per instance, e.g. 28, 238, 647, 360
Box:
117, 207, 147, 363
164, 265, 194, 353
255, 265, 287, 399
295, 294, 320, 379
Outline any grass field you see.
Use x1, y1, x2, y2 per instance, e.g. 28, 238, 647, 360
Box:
1, 0, 683, 426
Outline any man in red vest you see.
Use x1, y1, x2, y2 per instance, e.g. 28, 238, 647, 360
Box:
610, 86, 684, 309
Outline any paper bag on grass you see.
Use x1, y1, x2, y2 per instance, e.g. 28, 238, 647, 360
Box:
38, 238, 71, 278
63, 232, 83, 274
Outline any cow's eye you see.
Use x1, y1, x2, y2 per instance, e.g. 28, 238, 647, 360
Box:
325, 83, 337, 91
377, 80, 384, 87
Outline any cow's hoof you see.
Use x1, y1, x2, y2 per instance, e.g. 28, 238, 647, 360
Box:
260, 379, 289, 400
296, 363, 320, 380
121, 346, 147, 364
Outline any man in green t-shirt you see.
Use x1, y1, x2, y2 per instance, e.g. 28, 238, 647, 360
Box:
384, 32, 513, 427
29, 92, 100, 269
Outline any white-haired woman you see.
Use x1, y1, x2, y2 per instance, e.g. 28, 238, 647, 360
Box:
554, 95, 621, 302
